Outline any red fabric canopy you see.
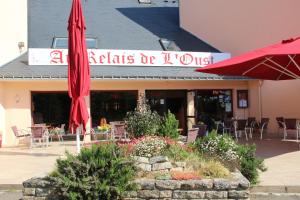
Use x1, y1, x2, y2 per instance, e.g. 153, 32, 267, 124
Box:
68, 0, 90, 132
197, 37, 300, 80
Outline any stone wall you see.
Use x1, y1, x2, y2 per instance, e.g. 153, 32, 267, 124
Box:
23, 171, 250, 200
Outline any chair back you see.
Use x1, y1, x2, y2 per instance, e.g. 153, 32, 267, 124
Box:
187, 128, 199, 143
246, 117, 256, 127
260, 118, 270, 129
11, 126, 19, 137
236, 119, 247, 131
276, 117, 285, 128
285, 118, 297, 129
223, 119, 233, 128
114, 124, 126, 138
60, 124, 65, 134
31, 127, 44, 139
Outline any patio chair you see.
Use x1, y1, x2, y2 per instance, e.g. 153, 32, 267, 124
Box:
50, 124, 65, 143
112, 124, 127, 140
256, 118, 269, 140
276, 117, 285, 138
30, 126, 49, 148
187, 128, 199, 143
283, 118, 300, 141
222, 118, 234, 135
234, 119, 248, 141
11, 126, 31, 146
245, 117, 256, 139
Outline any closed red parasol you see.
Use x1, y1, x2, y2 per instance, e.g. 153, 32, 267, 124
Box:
68, 0, 90, 151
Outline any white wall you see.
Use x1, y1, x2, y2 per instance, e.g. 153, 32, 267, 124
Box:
0, 0, 28, 66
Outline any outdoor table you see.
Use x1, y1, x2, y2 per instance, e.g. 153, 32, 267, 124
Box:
92, 130, 112, 141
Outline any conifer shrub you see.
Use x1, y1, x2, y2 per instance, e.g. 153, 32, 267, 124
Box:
159, 110, 180, 139
50, 144, 136, 200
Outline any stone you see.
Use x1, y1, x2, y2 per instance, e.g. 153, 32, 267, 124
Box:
228, 190, 250, 199
180, 180, 195, 190
35, 188, 50, 197
173, 190, 205, 199
23, 187, 36, 196
135, 179, 155, 190
159, 190, 172, 198
205, 191, 228, 199
23, 196, 35, 200
152, 162, 172, 171
138, 190, 160, 198
174, 161, 186, 168
149, 156, 169, 164
23, 177, 54, 188
194, 179, 214, 189
156, 180, 181, 190
213, 178, 231, 190
133, 156, 150, 164
136, 163, 152, 171
124, 191, 138, 198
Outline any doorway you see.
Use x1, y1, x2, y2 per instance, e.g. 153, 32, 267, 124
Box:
146, 90, 187, 134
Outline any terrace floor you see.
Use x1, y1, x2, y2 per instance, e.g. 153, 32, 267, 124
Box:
0, 136, 299, 187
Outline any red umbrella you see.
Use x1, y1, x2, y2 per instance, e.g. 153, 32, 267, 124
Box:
68, 0, 90, 138
197, 37, 300, 80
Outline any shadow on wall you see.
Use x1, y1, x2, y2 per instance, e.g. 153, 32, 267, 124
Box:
116, 7, 220, 52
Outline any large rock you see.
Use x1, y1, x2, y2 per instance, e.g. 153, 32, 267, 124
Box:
152, 162, 172, 171
149, 156, 169, 164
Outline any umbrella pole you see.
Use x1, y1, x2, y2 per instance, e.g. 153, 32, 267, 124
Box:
76, 125, 81, 154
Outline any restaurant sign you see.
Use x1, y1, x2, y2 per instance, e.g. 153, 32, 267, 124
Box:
28, 48, 230, 67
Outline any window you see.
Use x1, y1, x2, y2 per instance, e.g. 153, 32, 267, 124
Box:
159, 38, 180, 51
138, 0, 151, 4
237, 90, 249, 108
52, 37, 98, 49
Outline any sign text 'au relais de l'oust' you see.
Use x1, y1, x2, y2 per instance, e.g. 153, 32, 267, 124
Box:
28, 48, 230, 67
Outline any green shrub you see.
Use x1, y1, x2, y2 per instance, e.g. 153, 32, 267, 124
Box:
236, 144, 267, 185
195, 132, 239, 163
133, 136, 167, 158
125, 95, 161, 137
198, 160, 230, 178
159, 110, 180, 139
50, 144, 136, 200
195, 132, 266, 184
163, 143, 190, 162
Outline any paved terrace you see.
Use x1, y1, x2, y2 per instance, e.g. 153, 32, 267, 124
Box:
0, 137, 299, 187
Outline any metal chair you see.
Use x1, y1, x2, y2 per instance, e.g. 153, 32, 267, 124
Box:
256, 118, 269, 140
234, 119, 248, 140
222, 119, 234, 135
276, 117, 285, 138
283, 118, 300, 141
113, 124, 127, 140
245, 117, 256, 139
187, 128, 199, 143
11, 126, 31, 146
30, 126, 49, 148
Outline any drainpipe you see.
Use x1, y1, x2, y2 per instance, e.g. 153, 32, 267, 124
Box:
258, 80, 264, 121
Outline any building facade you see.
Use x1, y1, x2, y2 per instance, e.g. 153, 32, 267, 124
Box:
0, 0, 260, 147
180, 0, 300, 134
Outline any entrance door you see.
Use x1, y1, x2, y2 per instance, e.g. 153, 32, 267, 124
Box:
195, 90, 233, 131
146, 90, 187, 134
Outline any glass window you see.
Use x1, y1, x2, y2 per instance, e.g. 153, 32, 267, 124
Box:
195, 89, 233, 131
159, 38, 181, 51
52, 37, 98, 49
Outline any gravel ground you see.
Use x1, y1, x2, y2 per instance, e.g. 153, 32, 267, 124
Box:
0, 190, 22, 200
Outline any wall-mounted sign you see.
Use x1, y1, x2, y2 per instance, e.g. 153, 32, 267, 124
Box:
28, 48, 230, 67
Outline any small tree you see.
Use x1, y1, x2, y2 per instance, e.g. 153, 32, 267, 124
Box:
160, 110, 179, 139
125, 94, 161, 138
